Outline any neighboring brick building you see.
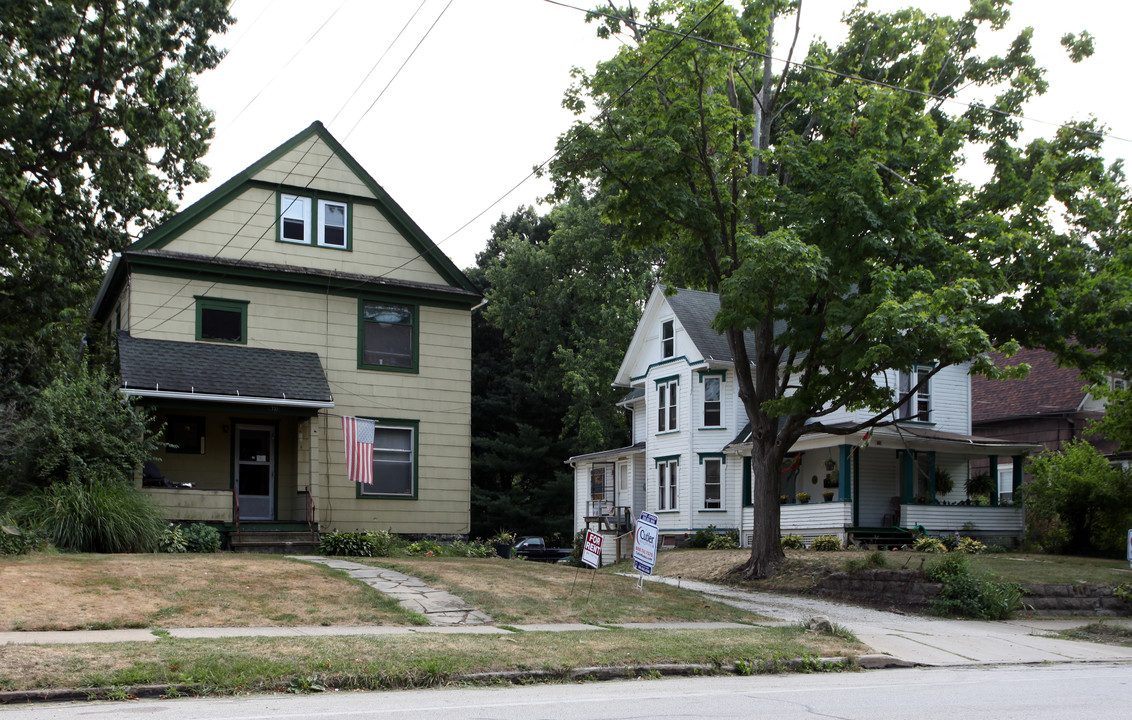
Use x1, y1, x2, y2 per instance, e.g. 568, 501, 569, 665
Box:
970, 347, 1128, 497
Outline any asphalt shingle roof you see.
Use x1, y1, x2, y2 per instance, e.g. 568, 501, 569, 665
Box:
664, 286, 780, 363
118, 333, 332, 403
971, 348, 1088, 423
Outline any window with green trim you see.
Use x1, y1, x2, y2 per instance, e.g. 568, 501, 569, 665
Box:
195, 296, 247, 344
658, 458, 678, 510
703, 376, 721, 427
657, 379, 677, 432
703, 457, 722, 509
358, 422, 417, 498
278, 192, 350, 249
359, 300, 417, 371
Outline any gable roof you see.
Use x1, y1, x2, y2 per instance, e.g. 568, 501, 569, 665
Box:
971, 348, 1088, 423
127, 121, 476, 295
664, 286, 757, 363
117, 332, 332, 408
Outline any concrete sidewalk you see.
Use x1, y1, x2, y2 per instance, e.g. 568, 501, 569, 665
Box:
643, 575, 1132, 667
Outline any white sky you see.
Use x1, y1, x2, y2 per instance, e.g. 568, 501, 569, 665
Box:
184, 0, 1132, 271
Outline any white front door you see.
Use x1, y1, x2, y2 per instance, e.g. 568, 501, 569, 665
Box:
235, 424, 274, 521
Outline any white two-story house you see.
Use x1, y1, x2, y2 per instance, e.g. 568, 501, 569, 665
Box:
569, 286, 1035, 551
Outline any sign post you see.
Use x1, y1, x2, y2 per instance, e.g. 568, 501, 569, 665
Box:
633, 511, 659, 587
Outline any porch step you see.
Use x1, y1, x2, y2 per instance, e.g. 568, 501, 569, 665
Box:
229, 531, 320, 554
847, 526, 915, 548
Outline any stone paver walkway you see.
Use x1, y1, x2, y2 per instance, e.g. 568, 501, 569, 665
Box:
289, 556, 494, 626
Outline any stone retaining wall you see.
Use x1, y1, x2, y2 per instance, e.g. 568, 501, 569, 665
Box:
817, 570, 1130, 616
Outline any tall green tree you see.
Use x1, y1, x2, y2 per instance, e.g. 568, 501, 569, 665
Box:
0, 0, 231, 398
469, 195, 657, 539
551, 0, 1119, 577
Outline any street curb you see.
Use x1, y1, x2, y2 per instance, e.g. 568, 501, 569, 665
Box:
0, 656, 878, 705
0, 656, 882, 706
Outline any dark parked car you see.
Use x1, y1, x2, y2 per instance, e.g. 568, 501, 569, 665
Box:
513, 536, 571, 563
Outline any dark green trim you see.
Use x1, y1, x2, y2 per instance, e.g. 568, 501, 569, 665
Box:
653, 455, 681, 467
631, 356, 699, 382
696, 452, 727, 465
127, 253, 478, 309
1012, 455, 1025, 502
134, 397, 320, 417
653, 374, 681, 387
194, 296, 249, 344
356, 417, 420, 500
988, 454, 999, 506
697, 370, 727, 382
838, 445, 851, 503
129, 122, 476, 294
698, 509, 727, 513
357, 298, 419, 374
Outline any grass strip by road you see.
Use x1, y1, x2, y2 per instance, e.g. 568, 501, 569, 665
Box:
1058, 622, 1132, 647
361, 557, 764, 624
0, 627, 866, 695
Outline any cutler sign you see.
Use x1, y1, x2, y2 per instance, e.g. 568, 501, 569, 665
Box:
633, 511, 660, 575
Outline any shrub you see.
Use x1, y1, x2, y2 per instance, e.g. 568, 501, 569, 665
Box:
5, 367, 161, 494
984, 543, 1007, 554
844, 550, 890, 572
15, 476, 163, 553
405, 539, 442, 556
1024, 440, 1132, 556
0, 514, 39, 555
1115, 584, 1132, 608
690, 525, 718, 548
319, 529, 394, 557
707, 534, 737, 550
158, 523, 187, 553
810, 535, 841, 551
912, 535, 947, 553
563, 529, 587, 567
956, 536, 986, 554
451, 538, 492, 558
182, 523, 222, 553
781, 534, 805, 550
925, 553, 1022, 620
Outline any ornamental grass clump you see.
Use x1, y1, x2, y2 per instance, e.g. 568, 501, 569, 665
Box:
15, 475, 164, 553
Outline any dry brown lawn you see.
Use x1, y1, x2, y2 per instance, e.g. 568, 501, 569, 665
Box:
0, 553, 415, 631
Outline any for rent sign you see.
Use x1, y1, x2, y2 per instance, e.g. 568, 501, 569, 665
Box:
581, 530, 603, 569
633, 511, 659, 575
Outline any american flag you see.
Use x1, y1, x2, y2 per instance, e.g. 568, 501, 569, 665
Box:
341, 416, 375, 484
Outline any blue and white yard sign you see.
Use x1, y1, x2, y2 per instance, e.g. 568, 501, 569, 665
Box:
633, 511, 659, 575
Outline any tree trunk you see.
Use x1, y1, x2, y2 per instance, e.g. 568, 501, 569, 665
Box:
729, 437, 785, 579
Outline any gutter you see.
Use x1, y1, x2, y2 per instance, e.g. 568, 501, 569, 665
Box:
120, 388, 334, 409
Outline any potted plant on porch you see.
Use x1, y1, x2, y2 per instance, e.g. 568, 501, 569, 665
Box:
796, 492, 810, 504
822, 490, 834, 502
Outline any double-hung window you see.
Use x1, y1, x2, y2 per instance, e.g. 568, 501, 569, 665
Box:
703, 457, 722, 509
897, 365, 932, 422
359, 300, 417, 371
703, 376, 721, 427
278, 192, 350, 249
657, 378, 678, 432
358, 421, 417, 498
657, 458, 678, 510
661, 319, 674, 358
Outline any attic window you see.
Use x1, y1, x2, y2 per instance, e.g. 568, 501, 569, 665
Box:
195, 296, 248, 344
661, 319, 674, 358
277, 192, 351, 249
279, 194, 310, 243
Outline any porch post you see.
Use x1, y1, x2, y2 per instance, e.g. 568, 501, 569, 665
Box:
838, 444, 851, 502
928, 450, 937, 503
1012, 455, 1025, 501
901, 451, 915, 504
988, 454, 999, 506
852, 445, 861, 526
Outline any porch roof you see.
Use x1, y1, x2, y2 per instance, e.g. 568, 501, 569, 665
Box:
727, 421, 1038, 457
566, 441, 645, 465
117, 332, 334, 409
